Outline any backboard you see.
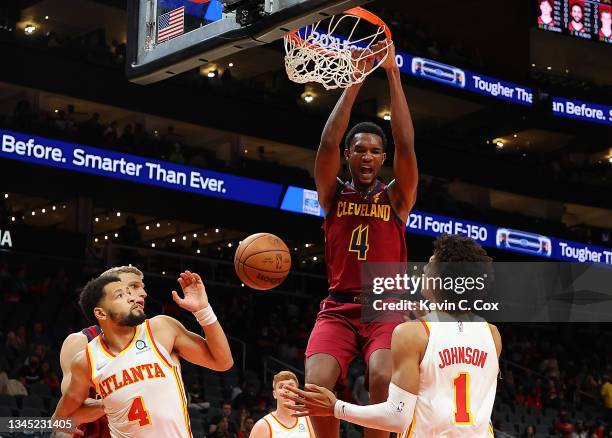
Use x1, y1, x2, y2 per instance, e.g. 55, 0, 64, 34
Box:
126, 0, 370, 85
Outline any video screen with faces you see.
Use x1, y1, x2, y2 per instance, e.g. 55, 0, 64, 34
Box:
536, 0, 612, 43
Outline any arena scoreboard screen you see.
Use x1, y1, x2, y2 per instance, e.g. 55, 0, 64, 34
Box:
536, 0, 612, 43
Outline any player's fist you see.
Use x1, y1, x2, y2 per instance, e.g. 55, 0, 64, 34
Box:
172, 271, 209, 312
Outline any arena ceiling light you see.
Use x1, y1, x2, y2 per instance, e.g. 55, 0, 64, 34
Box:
301, 92, 315, 103
24, 24, 36, 35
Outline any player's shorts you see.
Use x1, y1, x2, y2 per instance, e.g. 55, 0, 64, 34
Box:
305, 295, 401, 381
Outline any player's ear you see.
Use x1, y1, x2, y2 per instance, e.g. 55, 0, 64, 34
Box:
382, 151, 386, 164
94, 307, 107, 321
343, 147, 350, 161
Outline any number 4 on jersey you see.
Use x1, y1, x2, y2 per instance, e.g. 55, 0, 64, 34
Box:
128, 396, 152, 426
349, 224, 370, 260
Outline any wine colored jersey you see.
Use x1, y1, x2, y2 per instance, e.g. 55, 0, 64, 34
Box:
323, 179, 407, 293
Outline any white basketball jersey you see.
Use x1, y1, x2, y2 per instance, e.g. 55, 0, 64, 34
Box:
86, 320, 192, 438
403, 314, 498, 437
262, 413, 315, 438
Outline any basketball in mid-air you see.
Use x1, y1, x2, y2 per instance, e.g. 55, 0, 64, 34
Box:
234, 233, 291, 290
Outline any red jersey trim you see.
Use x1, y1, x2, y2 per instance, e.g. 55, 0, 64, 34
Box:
418, 319, 430, 337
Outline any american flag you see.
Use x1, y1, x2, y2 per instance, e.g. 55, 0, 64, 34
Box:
157, 6, 185, 43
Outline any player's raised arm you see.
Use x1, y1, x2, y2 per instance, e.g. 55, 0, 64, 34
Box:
58, 333, 105, 426
282, 321, 427, 434
159, 271, 233, 371
316, 51, 373, 213
381, 43, 418, 223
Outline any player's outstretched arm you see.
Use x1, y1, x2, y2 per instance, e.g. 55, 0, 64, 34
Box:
249, 418, 271, 438
59, 333, 105, 425
161, 271, 233, 371
316, 54, 370, 213
381, 43, 418, 223
282, 322, 426, 434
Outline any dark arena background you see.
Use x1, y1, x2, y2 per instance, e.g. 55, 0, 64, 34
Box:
0, 0, 611, 437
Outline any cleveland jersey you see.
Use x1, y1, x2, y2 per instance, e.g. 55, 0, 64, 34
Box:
404, 314, 498, 437
86, 320, 192, 438
323, 179, 407, 293
262, 413, 315, 438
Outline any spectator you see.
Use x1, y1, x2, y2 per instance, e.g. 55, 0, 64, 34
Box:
541, 352, 561, 379
555, 411, 576, 437
521, 424, 536, 438
187, 382, 209, 410
133, 123, 149, 155
211, 417, 236, 438
5, 326, 27, 356
0, 371, 28, 396
237, 417, 254, 438
104, 120, 119, 144
236, 408, 251, 436
526, 388, 542, 410
514, 385, 527, 405
231, 380, 246, 402
570, 421, 588, 438
169, 143, 186, 164
223, 401, 238, 434
19, 354, 42, 387
602, 375, 612, 410
40, 361, 60, 394
54, 110, 74, 132
118, 124, 135, 150
30, 321, 50, 346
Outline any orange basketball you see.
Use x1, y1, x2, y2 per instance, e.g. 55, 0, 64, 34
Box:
234, 233, 291, 290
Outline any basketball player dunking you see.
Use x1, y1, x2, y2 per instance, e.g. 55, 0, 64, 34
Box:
285, 236, 502, 437
57, 266, 147, 438
304, 41, 417, 438
53, 271, 233, 437
250, 371, 315, 438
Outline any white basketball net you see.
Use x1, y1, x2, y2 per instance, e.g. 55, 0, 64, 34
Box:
283, 10, 391, 90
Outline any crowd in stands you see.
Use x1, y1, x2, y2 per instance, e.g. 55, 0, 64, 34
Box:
493, 324, 612, 437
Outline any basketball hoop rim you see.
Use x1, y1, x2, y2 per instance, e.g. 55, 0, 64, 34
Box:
285, 6, 392, 45
283, 6, 393, 90
343, 7, 392, 40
